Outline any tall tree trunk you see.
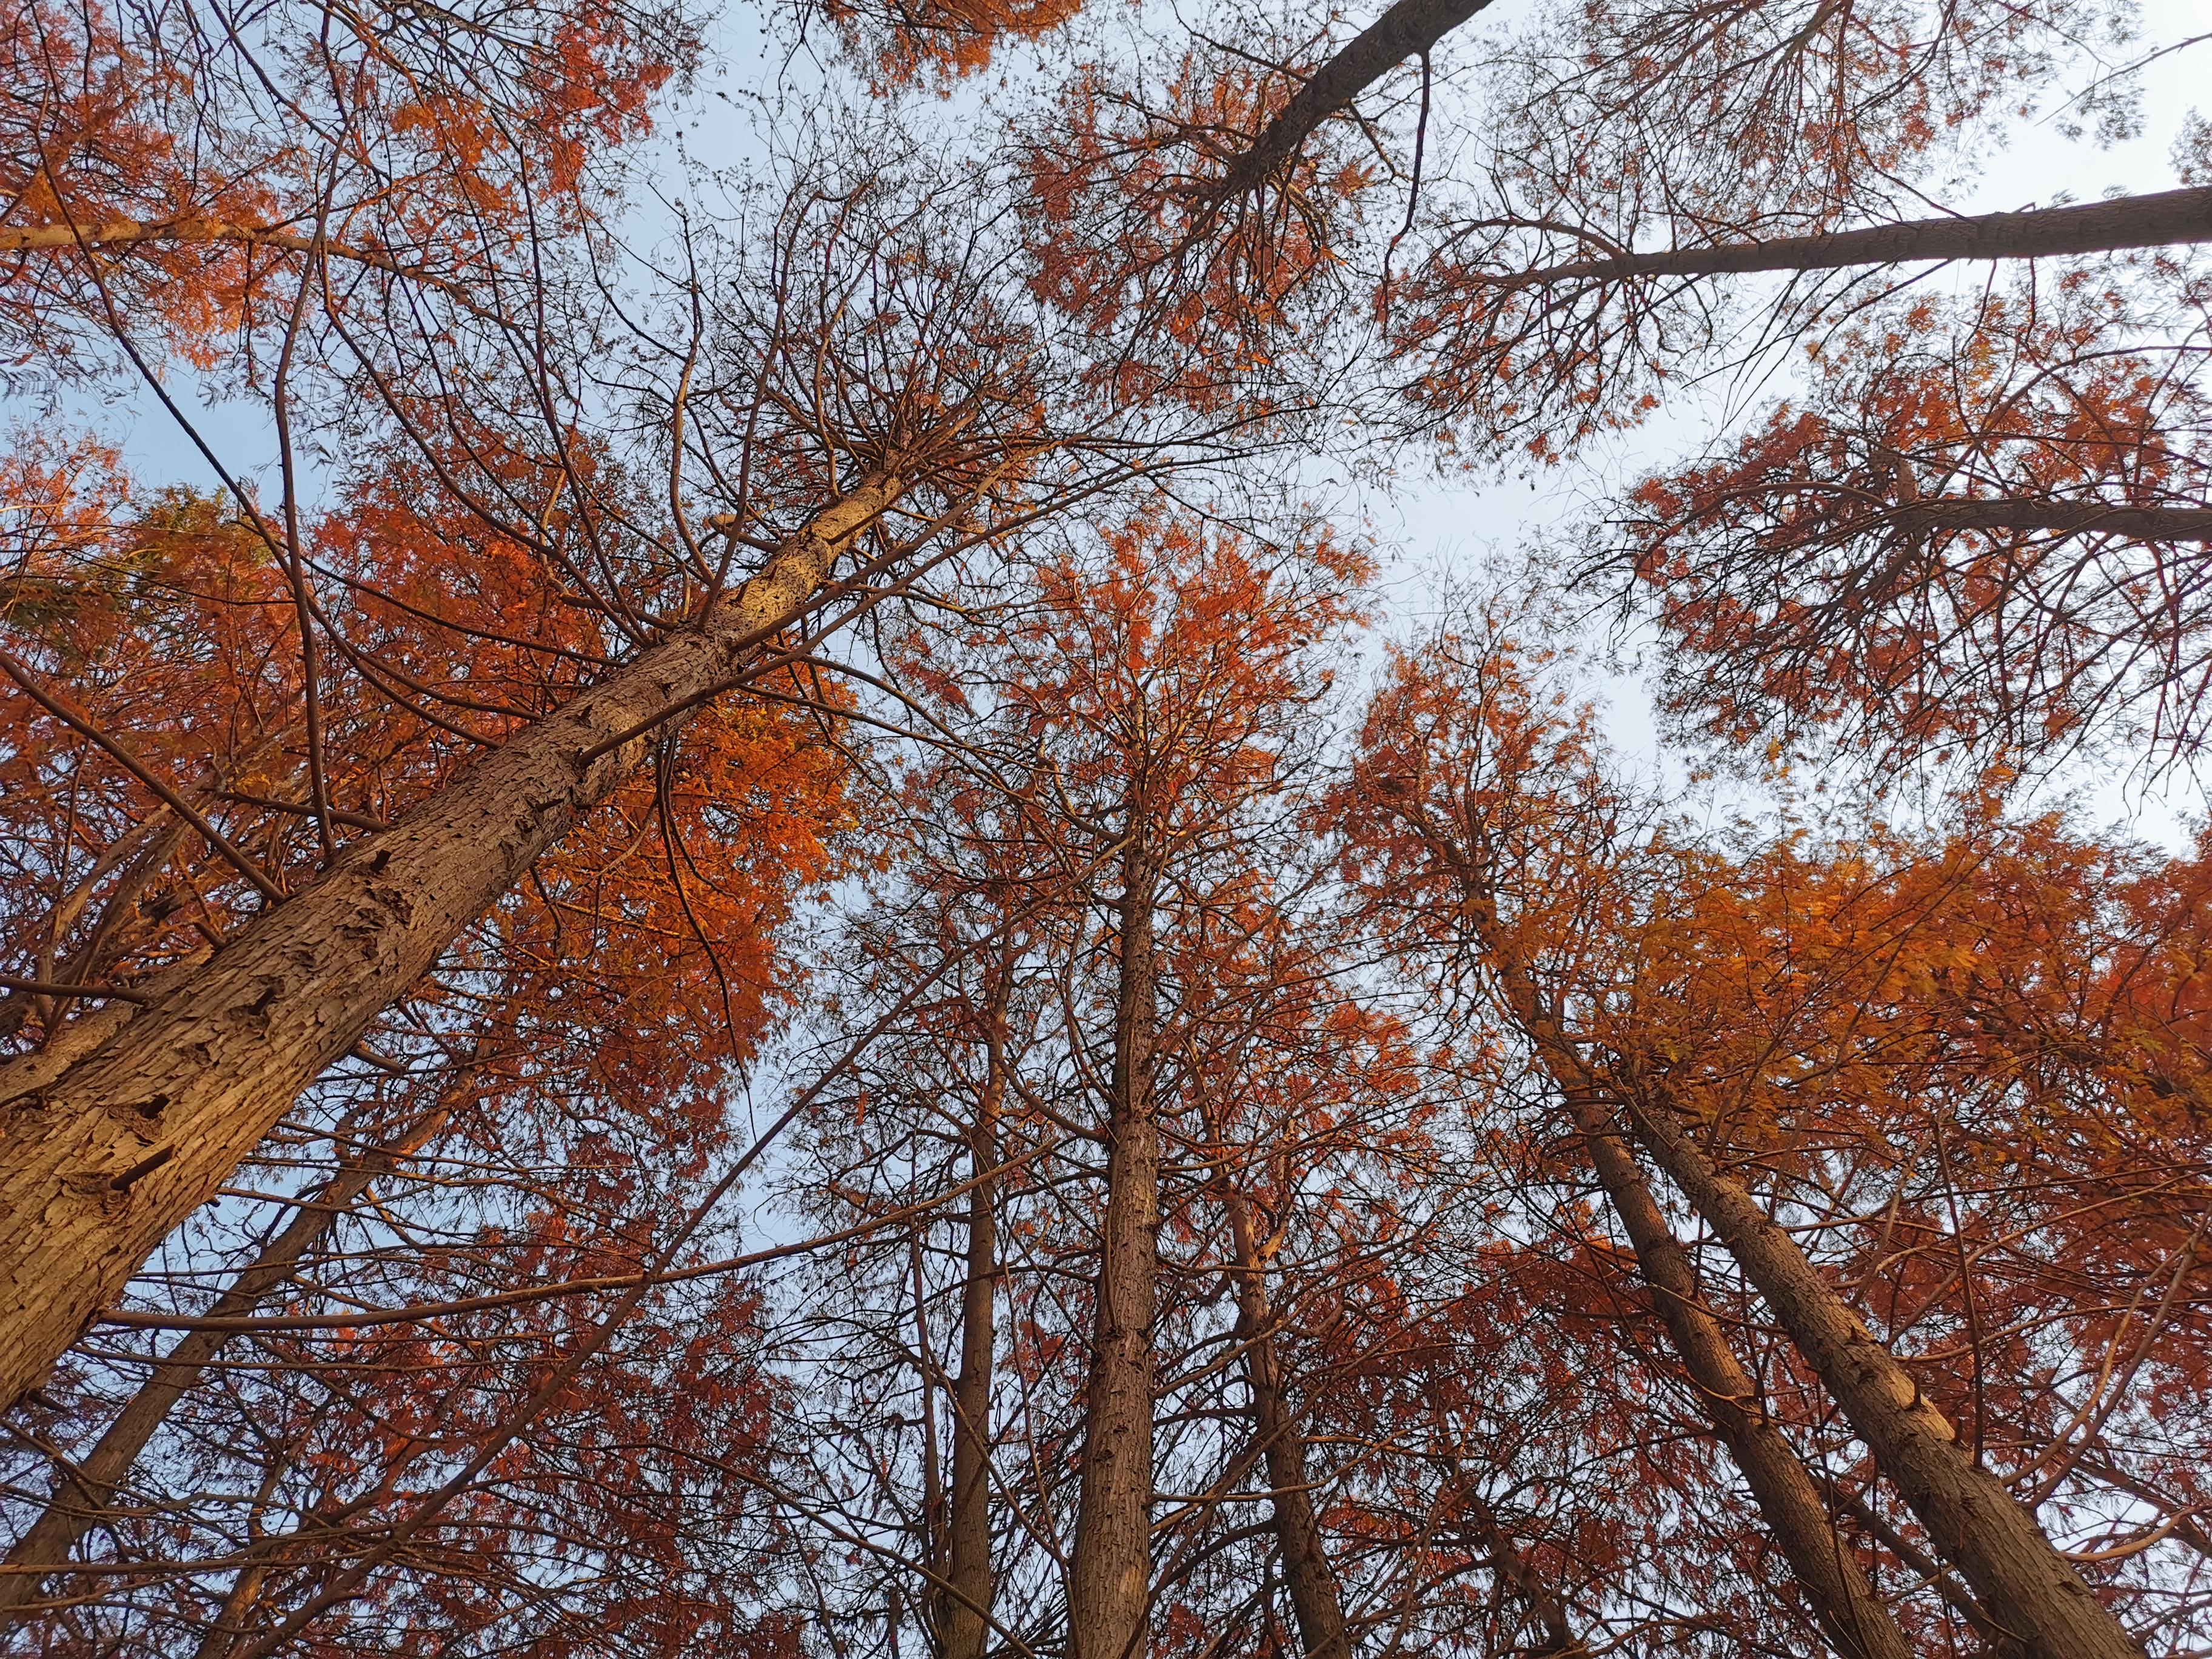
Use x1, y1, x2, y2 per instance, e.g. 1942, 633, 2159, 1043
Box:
0, 473, 904, 1413
1504, 187, 2212, 287
1220, 1184, 1350, 1659
937, 971, 1011, 1659
1877, 499, 2212, 542
1620, 1091, 2143, 1659
1215, 0, 1501, 198
1561, 1089, 1915, 1659
1068, 841, 1162, 1659
0, 1079, 466, 1620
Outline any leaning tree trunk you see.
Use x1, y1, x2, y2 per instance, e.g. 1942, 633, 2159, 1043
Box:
1879, 498, 2212, 542
1621, 1090, 2143, 1659
1068, 839, 1164, 1659
1215, 0, 1502, 197
1506, 187, 2212, 287
0, 474, 903, 1413
1560, 1087, 1915, 1659
0, 1073, 468, 1621
938, 970, 1011, 1659
1221, 1182, 1350, 1659
1208, 0, 2212, 279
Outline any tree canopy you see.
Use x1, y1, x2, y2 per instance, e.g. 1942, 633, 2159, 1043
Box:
1, 0, 2208, 1654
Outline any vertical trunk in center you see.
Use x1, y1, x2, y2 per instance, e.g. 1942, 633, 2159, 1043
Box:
1221, 1185, 1350, 1659
1068, 840, 1162, 1659
938, 970, 1010, 1659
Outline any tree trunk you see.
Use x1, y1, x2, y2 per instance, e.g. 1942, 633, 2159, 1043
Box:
938, 972, 1010, 1659
1216, 0, 1501, 198
1886, 498, 2212, 542
1561, 1090, 1915, 1659
0, 1080, 466, 1620
1622, 1093, 2143, 1659
1221, 1185, 1350, 1659
1509, 187, 2212, 286
1068, 841, 1162, 1659
0, 473, 903, 1413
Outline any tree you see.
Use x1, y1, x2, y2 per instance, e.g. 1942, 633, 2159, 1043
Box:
1612, 274, 2212, 768
1340, 609, 2210, 1656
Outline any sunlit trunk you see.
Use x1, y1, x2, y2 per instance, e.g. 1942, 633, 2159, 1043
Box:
1068, 839, 1162, 1659
0, 475, 903, 1413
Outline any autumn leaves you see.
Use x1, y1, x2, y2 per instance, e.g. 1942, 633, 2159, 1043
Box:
3, 0, 2211, 1652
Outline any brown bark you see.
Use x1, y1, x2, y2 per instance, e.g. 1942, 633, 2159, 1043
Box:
1219, 1184, 1350, 1659
1621, 1094, 2143, 1659
1504, 187, 2212, 287
1068, 841, 1163, 1659
1215, 0, 1501, 198
0, 1084, 464, 1620
1563, 1090, 1915, 1659
937, 974, 1010, 1659
1885, 499, 2212, 541
0, 473, 903, 1413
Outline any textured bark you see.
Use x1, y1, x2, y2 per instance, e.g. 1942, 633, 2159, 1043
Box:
937, 975, 1010, 1659
0, 1085, 463, 1620
1623, 1096, 2143, 1659
1886, 499, 2212, 541
1507, 187, 2212, 286
1221, 1185, 1349, 1659
1068, 842, 1163, 1659
0, 474, 903, 1412
1562, 1091, 1915, 1659
1215, 0, 1501, 198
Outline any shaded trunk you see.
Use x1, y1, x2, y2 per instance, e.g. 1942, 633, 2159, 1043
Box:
1841, 1493, 2023, 1657
1068, 842, 1162, 1659
0, 474, 903, 1413
1563, 1090, 1915, 1659
1217, 0, 1500, 198
937, 975, 1010, 1659
1623, 1093, 2143, 1659
1221, 1185, 1349, 1659
0, 1083, 465, 1620
1509, 187, 2212, 287
1885, 498, 2212, 542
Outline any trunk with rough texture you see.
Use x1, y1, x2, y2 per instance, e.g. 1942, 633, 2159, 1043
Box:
0, 1081, 466, 1620
1879, 499, 2212, 541
1561, 1090, 1915, 1659
937, 975, 1010, 1659
0, 474, 903, 1413
1623, 1093, 2143, 1659
1068, 842, 1162, 1659
1221, 1185, 1350, 1659
1507, 187, 2212, 286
